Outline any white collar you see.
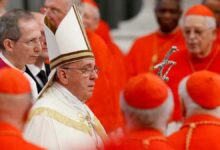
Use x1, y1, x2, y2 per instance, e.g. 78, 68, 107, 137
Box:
26, 64, 46, 76
51, 82, 94, 123
52, 82, 86, 109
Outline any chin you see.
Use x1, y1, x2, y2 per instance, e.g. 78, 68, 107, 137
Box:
189, 47, 200, 54
28, 59, 37, 64
87, 92, 93, 98
190, 51, 203, 58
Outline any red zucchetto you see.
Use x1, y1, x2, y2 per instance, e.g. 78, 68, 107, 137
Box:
185, 4, 214, 17
186, 70, 220, 108
0, 68, 31, 94
123, 73, 170, 109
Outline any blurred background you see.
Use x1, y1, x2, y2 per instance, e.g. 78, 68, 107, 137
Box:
5, 0, 202, 53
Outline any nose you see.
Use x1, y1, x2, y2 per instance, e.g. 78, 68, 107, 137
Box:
90, 69, 98, 80
163, 11, 172, 19
188, 30, 196, 39
34, 40, 42, 53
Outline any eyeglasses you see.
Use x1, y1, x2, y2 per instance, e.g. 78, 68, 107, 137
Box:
62, 66, 99, 77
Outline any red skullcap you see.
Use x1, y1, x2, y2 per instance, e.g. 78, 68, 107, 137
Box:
0, 68, 31, 94
185, 4, 214, 17
124, 73, 169, 109
82, 0, 98, 8
186, 71, 220, 108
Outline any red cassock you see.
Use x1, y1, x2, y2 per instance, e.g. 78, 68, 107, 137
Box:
105, 129, 175, 150
168, 114, 220, 150
105, 40, 127, 93
86, 30, 124, 133
167, 43, 220, 121
0, 58, 10, 69
216, 27, 220, 44
125, 28, 186, 79
0, 122, 44, 150
95, 20, 112, 43
95, 20, 127, 91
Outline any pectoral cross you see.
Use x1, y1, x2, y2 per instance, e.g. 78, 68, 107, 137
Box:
153, 46, 178, 82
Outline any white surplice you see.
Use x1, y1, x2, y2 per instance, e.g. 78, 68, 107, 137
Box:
24, 82, 107, 150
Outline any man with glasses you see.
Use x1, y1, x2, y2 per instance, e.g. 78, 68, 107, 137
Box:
0, 9, 42, 99
42, 0, 124, 134
24, 5, 106, 150
167, 4, 220, 133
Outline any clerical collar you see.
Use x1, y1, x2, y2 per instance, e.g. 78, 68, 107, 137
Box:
52, 82, 92, 118
26, 64, 46, 77
190, 44, 218, 62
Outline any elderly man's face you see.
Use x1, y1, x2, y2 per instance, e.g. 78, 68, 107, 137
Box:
62, 58, 98, 102
44, 0, 70, 27
11, 19, 42, 68
81, 4, 100, 31
183, 16, 216, 58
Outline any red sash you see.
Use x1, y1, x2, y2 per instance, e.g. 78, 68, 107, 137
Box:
0, 58, 10, 69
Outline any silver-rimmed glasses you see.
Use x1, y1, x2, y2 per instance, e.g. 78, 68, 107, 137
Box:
62, 66, 99, 77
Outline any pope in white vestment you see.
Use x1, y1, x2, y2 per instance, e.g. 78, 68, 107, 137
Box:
24, 82, 106, 150
24, 4, 107, 150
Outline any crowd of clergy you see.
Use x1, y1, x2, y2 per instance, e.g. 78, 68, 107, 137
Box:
0, 0, 220, 149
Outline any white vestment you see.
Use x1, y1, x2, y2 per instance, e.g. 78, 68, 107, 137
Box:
24, 82, 107, 150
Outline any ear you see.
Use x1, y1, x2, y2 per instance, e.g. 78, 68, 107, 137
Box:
3, 39, 15, 52
56, 68, 69, 85
212, 28, 217, 41
40, 7, 47, 14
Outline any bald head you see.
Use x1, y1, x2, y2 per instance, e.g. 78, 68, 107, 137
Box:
44, 0, 72, 27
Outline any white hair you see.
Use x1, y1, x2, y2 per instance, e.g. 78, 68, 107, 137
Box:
204, 16, 217, 29
178, 76, 220, 118
183, 15, 216, 29
121, 89, 174, 132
